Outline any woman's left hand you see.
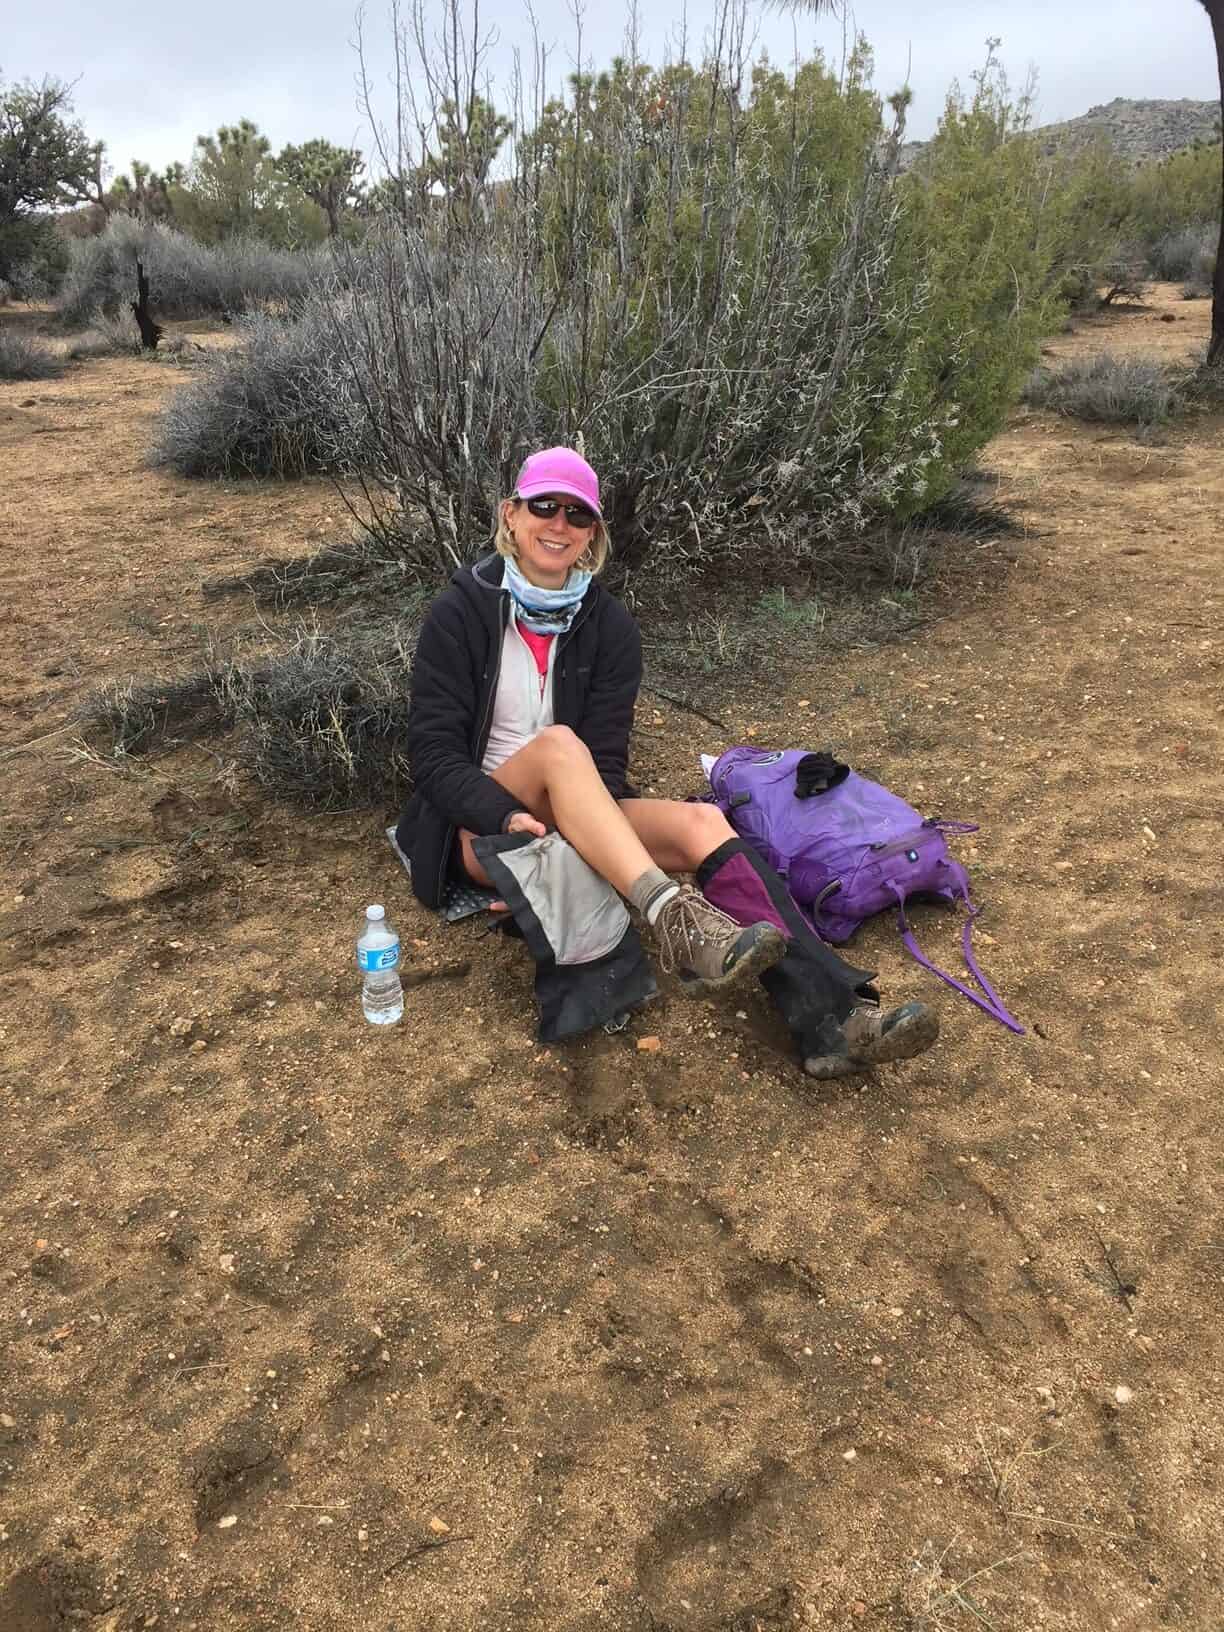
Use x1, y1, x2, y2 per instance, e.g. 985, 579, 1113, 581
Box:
505, 811, 548, 838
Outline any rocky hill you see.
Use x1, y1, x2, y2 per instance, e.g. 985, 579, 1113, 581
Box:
899, 96, 1221, 171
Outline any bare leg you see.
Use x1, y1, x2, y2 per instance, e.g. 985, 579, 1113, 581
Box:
458, 727, 660, 897
618, 798, 737, 873
459, 733, 787, 995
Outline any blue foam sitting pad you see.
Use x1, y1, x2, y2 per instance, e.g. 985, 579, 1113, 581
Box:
385, 824, 498, 923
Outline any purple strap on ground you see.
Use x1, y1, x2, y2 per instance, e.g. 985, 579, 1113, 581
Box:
891, 873, 1025, 1035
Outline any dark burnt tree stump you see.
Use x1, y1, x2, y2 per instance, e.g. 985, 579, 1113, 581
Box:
131, 259, 163, 350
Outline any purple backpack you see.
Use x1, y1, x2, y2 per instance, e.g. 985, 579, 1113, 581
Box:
707, 747, 1023, 1033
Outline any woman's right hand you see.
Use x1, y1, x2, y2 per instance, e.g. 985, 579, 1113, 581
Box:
505, 810, 548, 838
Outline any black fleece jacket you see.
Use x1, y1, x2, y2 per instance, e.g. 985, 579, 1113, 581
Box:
396, 554, 643, 909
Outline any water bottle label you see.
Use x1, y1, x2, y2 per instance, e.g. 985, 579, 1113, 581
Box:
358, 942, 400, 972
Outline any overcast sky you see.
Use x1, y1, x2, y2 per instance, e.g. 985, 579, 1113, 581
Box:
3, 0, 1219, 180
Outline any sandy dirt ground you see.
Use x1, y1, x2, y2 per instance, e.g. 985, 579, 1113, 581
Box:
0, 288, 1221, 1632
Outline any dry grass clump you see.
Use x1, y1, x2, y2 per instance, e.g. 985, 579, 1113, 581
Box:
62, 311, 144, 360
80, 619, 418, 810
204, 543, 431, 611
0, 327, 65, 381
79, 664, 234, 756
1022, 353, 1181, 425
218, 622, 415, 807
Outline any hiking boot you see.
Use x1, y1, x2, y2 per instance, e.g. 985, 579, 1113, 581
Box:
803, 1000, 939, 1080
653, 884, 787, 996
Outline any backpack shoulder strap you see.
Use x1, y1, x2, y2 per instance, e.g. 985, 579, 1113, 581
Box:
889, 869, 1025, 1035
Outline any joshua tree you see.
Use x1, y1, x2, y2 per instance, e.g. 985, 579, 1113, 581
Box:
277, 140, 364, 236
1198, 0, 1224, 364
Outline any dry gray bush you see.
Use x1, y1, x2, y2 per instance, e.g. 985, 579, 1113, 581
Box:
321, 0, 955, 588
218, 621, 416, 807
57, 216, 328, 329
1148, 225, 1216, 286
149, 290, 365, 478
80, 618, 419, 809
1022, 353, 1181, 425
62, 310, 144, 360
0, 328, 65, 380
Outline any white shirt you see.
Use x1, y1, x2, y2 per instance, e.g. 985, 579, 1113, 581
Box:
481, 607, 557, 774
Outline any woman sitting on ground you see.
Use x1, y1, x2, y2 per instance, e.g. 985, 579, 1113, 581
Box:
397, 447, 938, 1077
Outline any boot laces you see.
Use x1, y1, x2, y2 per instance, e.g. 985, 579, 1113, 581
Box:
655, 887, 738, 974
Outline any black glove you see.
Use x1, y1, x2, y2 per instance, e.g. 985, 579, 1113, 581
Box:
794, 751, 850, 799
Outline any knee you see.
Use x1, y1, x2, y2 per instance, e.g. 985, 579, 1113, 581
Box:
680, 800, 736, 868
535, 724, 590, 766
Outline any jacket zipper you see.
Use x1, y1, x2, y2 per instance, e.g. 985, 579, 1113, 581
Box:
552, 603, 587, 691
435, 595, 510, 905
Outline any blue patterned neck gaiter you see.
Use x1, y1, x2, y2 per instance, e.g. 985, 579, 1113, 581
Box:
503, 556, 592, 634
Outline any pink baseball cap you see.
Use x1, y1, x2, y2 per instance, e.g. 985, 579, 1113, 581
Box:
514, 447, 602, 517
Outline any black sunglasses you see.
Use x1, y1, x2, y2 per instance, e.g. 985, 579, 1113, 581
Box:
521, 496, 598, 529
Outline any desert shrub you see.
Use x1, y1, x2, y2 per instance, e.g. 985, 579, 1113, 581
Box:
1023, 353, 1180, 424
323, 34, 1089, 586
1096, 256, 1148, 306
0, 213, 71, 299
218, 622, 415, 806
62, 310, 143, 359
81, 620, 417, 807
149, 290, 364, 477
80, 663, 233, 755
56, 216, 327, 328
0, 327, 64, 380
1127, 142, 1221, 246
1147, 225, 1216, 284
884, 63, 1140, 509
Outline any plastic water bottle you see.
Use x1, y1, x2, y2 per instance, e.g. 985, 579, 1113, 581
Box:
357, 904, 403, 1025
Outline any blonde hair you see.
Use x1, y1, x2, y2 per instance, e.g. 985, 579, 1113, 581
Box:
494, 496, 611, 576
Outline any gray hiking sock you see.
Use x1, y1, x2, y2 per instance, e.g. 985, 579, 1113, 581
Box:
628, 866, 680, 926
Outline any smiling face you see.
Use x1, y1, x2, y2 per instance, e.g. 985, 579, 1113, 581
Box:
503, 493, 597, 590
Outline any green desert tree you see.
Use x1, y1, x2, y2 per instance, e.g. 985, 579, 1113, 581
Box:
110, 159, 188, 224
176, 119, 297, 242
1126, 138, 1221, 245
421, 94, 511, 221
0, 72, 98, 279
277, 139, 364, 236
